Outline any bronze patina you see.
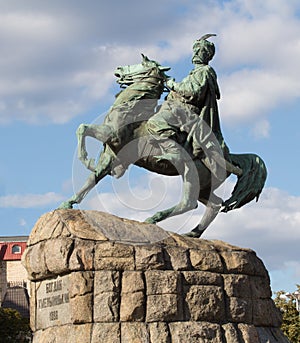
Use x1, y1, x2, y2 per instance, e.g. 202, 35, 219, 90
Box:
59, 35, 267, 238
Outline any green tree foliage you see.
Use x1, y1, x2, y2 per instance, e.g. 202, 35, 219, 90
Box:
0, 307, 31, 343
274, 285, 300, 343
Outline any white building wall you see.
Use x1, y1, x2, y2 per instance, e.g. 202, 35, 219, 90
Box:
6, 260, 28, 283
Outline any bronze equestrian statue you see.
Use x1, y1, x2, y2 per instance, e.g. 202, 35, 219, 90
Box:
59, 35, 267, 238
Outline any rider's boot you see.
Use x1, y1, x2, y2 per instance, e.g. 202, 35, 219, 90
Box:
200, 150, 243, 181
210, 150, 242, 176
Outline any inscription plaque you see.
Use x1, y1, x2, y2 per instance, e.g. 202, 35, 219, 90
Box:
36, 274, 71, 329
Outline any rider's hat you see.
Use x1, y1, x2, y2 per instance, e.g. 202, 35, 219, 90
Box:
192, 34, 216, 64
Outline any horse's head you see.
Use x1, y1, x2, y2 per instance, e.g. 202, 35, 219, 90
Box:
114, 54, 170, 86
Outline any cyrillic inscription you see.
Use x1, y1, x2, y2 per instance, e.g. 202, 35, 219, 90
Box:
36, 275, 71, 329
38, 292, 69, 309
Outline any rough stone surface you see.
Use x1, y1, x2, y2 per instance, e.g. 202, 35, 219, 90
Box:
22, 210, 290, 342
184, 285, 225, 322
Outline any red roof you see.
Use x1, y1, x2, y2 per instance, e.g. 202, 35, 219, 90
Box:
0, 241, 27, 260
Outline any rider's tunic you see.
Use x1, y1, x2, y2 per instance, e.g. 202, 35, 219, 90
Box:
148, 63, 229, 158
148, 64, 229, 180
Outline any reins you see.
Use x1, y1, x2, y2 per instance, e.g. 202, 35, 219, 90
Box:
118, 67, 167, 89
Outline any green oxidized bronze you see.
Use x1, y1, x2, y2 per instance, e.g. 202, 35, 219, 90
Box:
59, 35, 267, 238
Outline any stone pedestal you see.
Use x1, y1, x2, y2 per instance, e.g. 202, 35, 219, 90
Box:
22, 210, 289, 343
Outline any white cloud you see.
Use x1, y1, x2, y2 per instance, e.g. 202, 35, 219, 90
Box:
0, 1, 181, 124
203, 187, 300, 275
19, 218, 27, 226
251, 119, 270, 138
0, 192, 64, 208
219, 69, 300, 123
0, 12, 59, 39
82, 171, 185, 223
1, 1, 300, 126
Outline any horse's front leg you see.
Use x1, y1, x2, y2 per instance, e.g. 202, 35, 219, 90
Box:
58, 149, 113, 209
145, 161, 200, 224
76, 124, 96, 171
59, 173, 98, 209
76, 123, 113, 171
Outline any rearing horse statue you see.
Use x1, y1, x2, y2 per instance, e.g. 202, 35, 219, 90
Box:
59, 54, 267, 238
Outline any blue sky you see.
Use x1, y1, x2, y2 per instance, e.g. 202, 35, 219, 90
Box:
1, 0, 300, 293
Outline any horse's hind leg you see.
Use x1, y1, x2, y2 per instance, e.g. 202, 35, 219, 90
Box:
184, 192, 222, 238
145, 160, 200, 224
58, 150, 113, 209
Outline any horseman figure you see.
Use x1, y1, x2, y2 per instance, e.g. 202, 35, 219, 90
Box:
59, 35, 267, 238
111, 34, 242, 180
148, 34, 223, 163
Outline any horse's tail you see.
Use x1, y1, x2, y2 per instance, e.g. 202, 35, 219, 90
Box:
222, 153, 267, 212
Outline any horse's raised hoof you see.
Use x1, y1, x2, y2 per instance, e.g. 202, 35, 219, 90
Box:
111, 163, 127, 179
58, 201, 74, 209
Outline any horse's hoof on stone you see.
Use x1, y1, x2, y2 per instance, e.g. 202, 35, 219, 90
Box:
182, 232, 199, 238
182, 230, 203, 238
58, 202, 73, 209
144, 218, 156, 224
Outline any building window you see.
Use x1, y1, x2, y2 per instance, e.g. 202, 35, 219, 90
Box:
12, 245, 22, 254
